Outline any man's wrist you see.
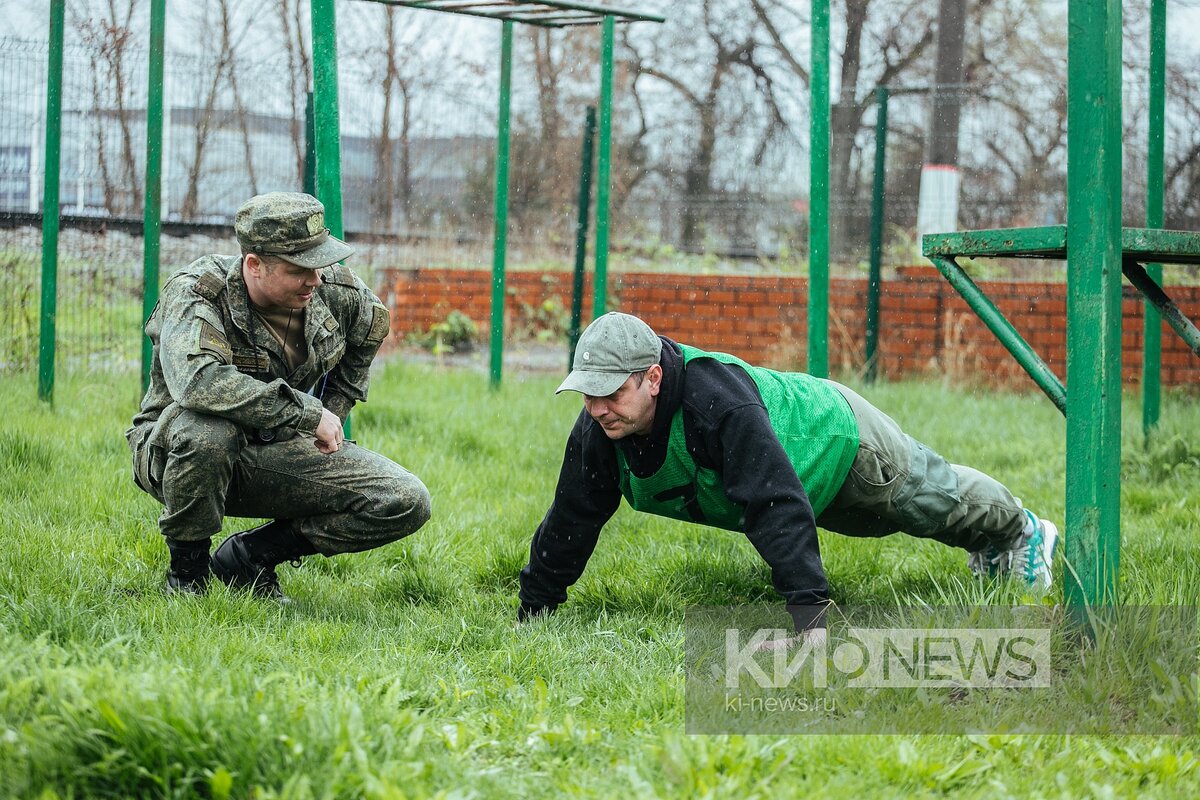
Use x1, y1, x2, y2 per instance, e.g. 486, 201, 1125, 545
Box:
295, 396, 324, 436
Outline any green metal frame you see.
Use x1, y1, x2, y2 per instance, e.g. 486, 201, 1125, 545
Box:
569, 106, 597, 369
312, 0, 353, 436
38, 0, 65, 403
925, 225, 1200, 412
1143, 0, 1167, 438
592, 15, 614, 320
489, 20, 513, 388
865, 85, 888, 383
921, 0, 1197, 618
368, 0, 664, 27
807, 0, 830, 378
141, 0, 166, 394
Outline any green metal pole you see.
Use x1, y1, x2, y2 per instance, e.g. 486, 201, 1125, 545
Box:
38, 0, 65, 404
807, 0, 830, 378
311, 0, 349, 434
311, 0, 344, 237
592, 16, 614, 319
1142, 0, 1165, 439
303, 91, 316, 196
929, 256, 1067, 414
569, 106, 597, 370
489, 20, 513, 388
1065, 0, 1123, 612
142, 0, 166, 394
865, 85, 888, 383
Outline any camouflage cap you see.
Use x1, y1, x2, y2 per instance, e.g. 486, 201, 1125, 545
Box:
234, 192, 354, 269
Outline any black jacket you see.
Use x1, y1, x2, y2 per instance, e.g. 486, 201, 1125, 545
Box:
518, 337, 830, 630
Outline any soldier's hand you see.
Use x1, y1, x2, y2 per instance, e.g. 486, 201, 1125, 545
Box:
314, 408, 344, 454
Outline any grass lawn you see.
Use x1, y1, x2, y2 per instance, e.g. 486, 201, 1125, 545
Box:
1, 360, 1198, 798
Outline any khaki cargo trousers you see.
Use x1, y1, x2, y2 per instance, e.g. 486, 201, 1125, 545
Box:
129, 406, 431, 554
816, 383, 1026, 552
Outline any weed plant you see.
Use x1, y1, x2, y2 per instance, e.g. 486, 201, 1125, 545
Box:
0, 364, 1197, 798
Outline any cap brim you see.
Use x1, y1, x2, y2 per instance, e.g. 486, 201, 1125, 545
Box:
556, 369, 632, 396
280, 235, 355, 269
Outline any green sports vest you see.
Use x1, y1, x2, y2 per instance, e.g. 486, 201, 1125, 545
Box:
615, 345, 859, 530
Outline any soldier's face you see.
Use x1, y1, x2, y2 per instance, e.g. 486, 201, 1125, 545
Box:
244, 254, 323, 310
582, 365, 662, 439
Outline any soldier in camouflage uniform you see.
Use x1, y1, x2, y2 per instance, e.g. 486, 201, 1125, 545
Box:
126, 192, 431, 600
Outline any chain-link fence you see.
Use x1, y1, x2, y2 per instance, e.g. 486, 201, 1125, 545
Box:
4, 25, 1196, 378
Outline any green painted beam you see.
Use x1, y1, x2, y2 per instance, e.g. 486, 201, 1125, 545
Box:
1119, 227, 1200, 263
38, 0, 65, 404
592, 15, 613, 319
311, 0, 350, 436
303, 91, 316, 196
141, 0, 166, 395
923, 225, 1067, 258
1142, 0, 1166, 438
1065, 0, 1123, 611
370, 0, 664, 27
569, 106, 596, 370
489, 20, 513, 388
312, 0, 345, 238
807, 0, 830, 378
928, 256, 1067, 414
924, 225, 1200, 265
865, 86, 888, 383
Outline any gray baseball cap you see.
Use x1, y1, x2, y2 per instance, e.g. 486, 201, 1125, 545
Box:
556, 312, 663, 396
234, 192, 354, 269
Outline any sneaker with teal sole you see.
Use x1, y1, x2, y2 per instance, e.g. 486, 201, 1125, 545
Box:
967, 509, 1059, 592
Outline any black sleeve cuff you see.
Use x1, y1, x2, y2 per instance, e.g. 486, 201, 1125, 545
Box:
788, 603, 830, 632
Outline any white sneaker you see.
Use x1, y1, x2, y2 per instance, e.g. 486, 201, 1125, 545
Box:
967, 510, 1059, 592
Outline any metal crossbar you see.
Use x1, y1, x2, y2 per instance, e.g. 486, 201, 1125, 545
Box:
363, 0, 665, 27
925, 224, 1200, 264
923, 226, 1200, 417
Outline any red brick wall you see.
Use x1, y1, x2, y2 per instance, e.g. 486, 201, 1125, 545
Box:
378, 267, 1200, 387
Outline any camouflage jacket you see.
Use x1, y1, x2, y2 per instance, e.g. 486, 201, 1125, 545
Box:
126, 254, 390, 448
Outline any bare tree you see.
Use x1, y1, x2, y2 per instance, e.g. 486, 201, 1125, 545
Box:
623, 0, 794, 251
73, 0, 144, 215
177, 0, 248, 218
343, 4, 443, 232
274, 0, 312, 187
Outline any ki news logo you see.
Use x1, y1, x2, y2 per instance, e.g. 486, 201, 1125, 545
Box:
724, 627, 1052, 689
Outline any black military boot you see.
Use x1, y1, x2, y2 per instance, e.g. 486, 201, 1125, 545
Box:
164, 538, 211, 595
210, 520, 318, 603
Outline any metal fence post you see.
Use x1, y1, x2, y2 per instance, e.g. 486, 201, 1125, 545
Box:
807, 0, 830, 378
38, 0, 65, 404
570, 106, 597, 370
1142, 0, 1166, 440
1065, 0, 1123, 612
489, 20, 513, 389
592, 15, 614, 319
866, 85, 889, 383
311, 0, 344, 238
142, 0, 166, 394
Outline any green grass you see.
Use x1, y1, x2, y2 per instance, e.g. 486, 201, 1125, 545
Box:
1, 363, 1198, 798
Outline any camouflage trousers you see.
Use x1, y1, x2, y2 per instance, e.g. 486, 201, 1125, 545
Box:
128, 406, 431, 554
816, 383, 1027, 552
